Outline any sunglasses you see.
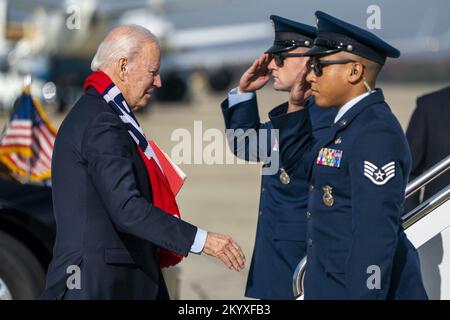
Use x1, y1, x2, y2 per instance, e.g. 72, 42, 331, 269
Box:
272, 52, 306, 67
310, 57, 356, 76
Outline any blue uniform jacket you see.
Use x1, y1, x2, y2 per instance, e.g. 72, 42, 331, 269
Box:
221, 94, 335, 299
269, 90, 428, 299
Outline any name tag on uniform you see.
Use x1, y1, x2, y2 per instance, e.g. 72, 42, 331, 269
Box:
316, 148, 343, 168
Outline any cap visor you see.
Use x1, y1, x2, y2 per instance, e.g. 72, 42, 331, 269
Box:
265, 44, 291, 54
303, 45, 340, 57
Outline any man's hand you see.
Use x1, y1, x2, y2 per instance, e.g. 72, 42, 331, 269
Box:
238, 54, 271, 93
203, 232, 246, 271
288, 58, 312, 113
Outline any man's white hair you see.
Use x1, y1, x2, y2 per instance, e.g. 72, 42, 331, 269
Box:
91, 24, 158, 71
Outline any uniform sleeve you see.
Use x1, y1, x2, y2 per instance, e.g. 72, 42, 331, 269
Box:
81, 112, 197, 257
346, 121, 408, 299
221, 95, 273, 164
227, 86, 256, 108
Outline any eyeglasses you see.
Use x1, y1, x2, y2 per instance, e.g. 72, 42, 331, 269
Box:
272, 52, 306, 67
310, 57, 356, 76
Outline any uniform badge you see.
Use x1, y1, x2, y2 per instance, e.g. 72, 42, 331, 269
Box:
279, 168, 290, 185
316, 148, 343, 168
322, 185, 334, 207
334, 137, 342, 145
364, 161, 395, 186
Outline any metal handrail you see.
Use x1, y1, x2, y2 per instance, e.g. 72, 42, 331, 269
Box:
292, 154, 450, 298
402, 184, 450, 229
292, 256, 307, 298
403, 154, 450, 228
405, 155, 450, 199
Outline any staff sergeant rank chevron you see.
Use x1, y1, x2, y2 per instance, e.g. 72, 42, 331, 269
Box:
364, 161, 395, 186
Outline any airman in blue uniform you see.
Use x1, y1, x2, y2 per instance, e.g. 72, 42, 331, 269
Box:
220, 15, 335, 299
269, 11, 428, 299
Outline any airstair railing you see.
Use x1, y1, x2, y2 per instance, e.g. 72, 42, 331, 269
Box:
403, 155, 450, 228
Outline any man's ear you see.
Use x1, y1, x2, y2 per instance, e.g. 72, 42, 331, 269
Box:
118, 58, 128, 81
348, 63, 364, 84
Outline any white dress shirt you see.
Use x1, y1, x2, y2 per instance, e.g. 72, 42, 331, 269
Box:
334, 90, 376, 123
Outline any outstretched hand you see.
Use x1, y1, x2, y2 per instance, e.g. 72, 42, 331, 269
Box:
203, 232, 246, 271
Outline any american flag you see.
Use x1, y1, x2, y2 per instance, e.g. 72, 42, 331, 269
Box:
0, 86, 56, 183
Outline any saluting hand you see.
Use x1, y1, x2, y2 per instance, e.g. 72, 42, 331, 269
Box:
288, 58, 312, 113
203, 232, 246, 271
238, 54, 271, 93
